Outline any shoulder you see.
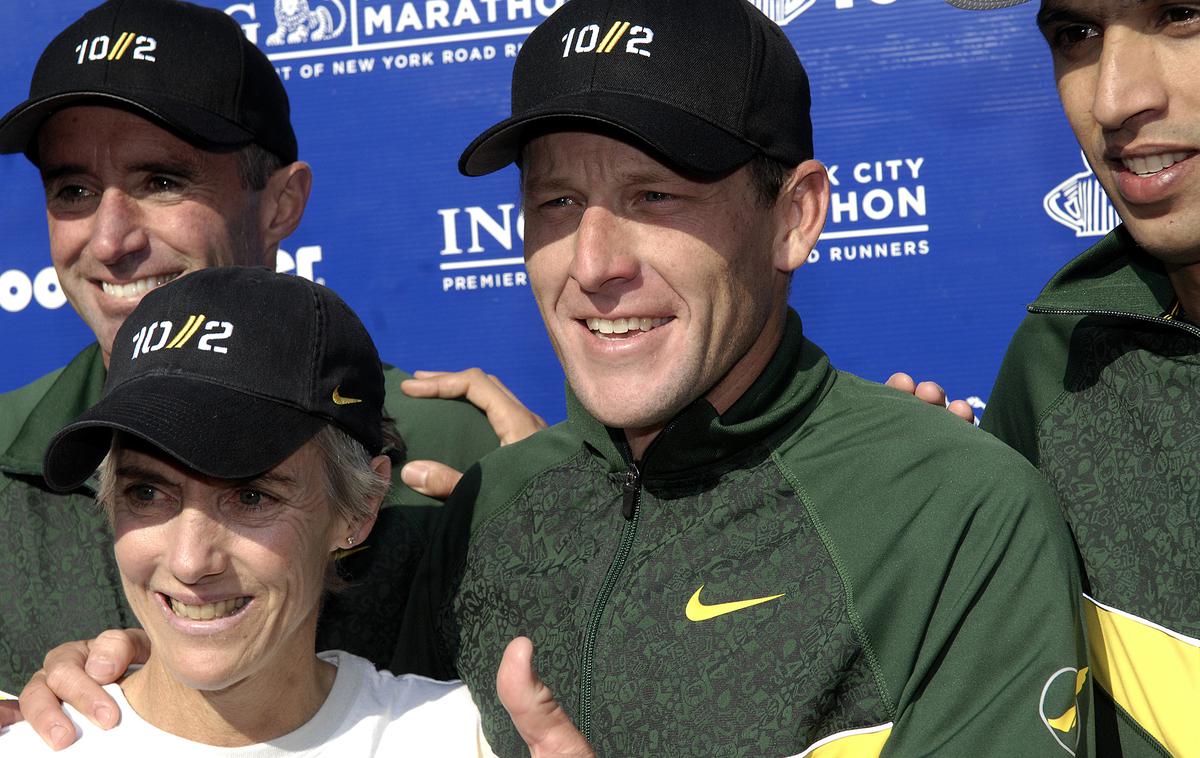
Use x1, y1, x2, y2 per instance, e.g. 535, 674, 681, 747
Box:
318, 651, 482, 751
322, 650, 475, 712
0, 345, 104, 465
798, 370, 1039, 473
777, 370, 1059, 533
0, 689, 122, 755
379, 364, 500, 466
454, 421, 588, 527
0, 363, 70, 454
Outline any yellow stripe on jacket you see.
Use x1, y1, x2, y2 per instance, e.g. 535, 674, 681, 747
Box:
1084, 594, 1200, 756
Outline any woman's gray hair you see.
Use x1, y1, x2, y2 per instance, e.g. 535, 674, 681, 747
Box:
96, 421, 400, 529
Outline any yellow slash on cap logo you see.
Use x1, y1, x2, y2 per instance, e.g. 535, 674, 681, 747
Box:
331, 385, 362, 405
685, 585, 785, 621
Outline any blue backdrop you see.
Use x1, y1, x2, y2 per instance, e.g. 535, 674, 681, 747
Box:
0, 0, 1115, 425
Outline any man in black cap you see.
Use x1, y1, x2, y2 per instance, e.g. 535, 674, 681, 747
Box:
0, 0, 531, 716
388, 0, 1094, 754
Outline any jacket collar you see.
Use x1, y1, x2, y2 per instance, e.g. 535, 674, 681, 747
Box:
1030, 224, 1177, 317
0, 343, 107, 480
565, 309, 834, 478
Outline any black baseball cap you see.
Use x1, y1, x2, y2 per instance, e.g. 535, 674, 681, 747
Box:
459, 0, 813, 177
43, 267, 383, 492
0, 0, 297, 163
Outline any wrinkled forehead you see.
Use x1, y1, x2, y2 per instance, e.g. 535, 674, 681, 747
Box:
519, 127, 718, 189
1037, 0, 1147, 22
34, 104, 210, 168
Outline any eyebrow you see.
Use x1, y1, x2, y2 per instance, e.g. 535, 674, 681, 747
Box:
113, 464, 176, 486
1036, 0, 1145, 28
243, 471, 300, 490
40, 157, 205, 185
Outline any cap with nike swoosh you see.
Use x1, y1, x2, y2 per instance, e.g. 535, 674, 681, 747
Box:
43, 267, 384, 492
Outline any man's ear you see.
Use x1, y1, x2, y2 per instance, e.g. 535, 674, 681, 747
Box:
772, 159, 829, 274
260, 161, 313, 252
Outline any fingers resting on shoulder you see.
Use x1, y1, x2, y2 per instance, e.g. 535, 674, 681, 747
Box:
17, 628, 149, 750
885, 372, 977, 424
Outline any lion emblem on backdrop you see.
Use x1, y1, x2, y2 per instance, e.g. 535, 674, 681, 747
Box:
266, 0, 347, 46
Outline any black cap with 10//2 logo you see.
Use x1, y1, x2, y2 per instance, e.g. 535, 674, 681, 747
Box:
43, 267, 384, 493
0, 0, 297, 164
459, 0, 814, 178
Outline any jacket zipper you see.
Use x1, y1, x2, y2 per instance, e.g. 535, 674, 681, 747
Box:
1028, 305, 1200, 339
578, 459, 642, 741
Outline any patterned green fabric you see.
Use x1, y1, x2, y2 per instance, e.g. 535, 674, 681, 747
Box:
406, 310, 1088, 757
0, 344, 500, 693
983, 226, 1199, 758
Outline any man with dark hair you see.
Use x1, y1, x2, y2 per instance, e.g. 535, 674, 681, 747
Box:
932, 2, 1199, 756
392, 0, 1092, 754
0, 0, 521, 718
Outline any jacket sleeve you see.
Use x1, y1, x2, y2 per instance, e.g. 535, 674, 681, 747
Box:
876, 470, 1091, 757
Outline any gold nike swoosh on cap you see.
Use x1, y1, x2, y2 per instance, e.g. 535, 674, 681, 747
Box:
331, 385, 362, 405
685, 585, 785, 622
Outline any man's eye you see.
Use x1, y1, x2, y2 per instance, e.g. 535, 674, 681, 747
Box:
1049, 23, 1100, 51
543, 196, 576, 208
1162, 5, 1200, 25
148, 176, 181, 193
47, 185, 95, 204
643, 191, 673, 202
237, 490, 265, 508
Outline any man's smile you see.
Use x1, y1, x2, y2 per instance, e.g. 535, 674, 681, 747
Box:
100, 272, 182, 300
584, 316, 672, 337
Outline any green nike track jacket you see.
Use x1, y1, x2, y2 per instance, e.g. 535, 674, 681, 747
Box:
401, 310, 1090, 757
983, 226, 1199, 758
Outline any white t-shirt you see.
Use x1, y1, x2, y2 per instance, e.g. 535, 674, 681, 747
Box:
0, 651, 491, 756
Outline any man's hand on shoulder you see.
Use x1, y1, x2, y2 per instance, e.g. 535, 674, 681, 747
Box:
18, 629, 149, 750
885, 372, 977, 424
401, 369, 548, 500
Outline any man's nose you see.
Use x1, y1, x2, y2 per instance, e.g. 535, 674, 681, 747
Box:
567, 205, 639, 293
86, 189, 151, 265
1091, 28, 1166, 134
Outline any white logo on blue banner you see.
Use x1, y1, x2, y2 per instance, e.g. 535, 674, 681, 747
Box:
749, 0, 817, 25
1043, 152, 1120, 238
266, 0, 347, 46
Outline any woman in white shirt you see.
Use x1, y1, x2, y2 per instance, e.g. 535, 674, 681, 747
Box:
2, 268, 585, 757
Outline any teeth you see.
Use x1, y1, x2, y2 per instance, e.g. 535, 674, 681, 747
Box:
586, 317, 669, 335
1124, 151, 1191, 176
102, 273, 180, 299
169, 596, 248, 621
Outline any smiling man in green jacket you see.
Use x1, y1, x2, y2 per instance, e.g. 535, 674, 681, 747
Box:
942, 2, 1200, 756
393, 0, 1094, 754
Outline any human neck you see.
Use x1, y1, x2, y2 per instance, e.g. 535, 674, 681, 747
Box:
120, 644, 336, 746
623, 308, 788, 461
1166, 261, 1200, 322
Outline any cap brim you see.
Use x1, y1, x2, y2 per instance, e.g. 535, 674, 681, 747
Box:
0, 91, 256, 157
43, 374, 325, 492
459, 91, 757, 177
944, 0, 1030, 8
